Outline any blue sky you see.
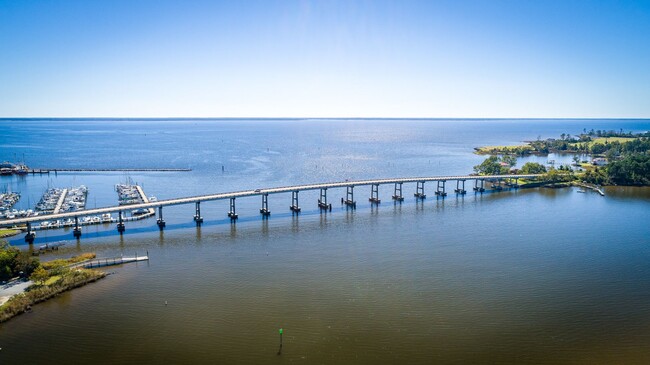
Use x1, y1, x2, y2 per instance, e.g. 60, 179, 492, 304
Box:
0, 0, 649, 118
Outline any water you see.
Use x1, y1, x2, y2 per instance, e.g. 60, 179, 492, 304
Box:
0, 119, 649, 364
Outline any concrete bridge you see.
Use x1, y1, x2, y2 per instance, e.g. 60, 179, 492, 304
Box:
0, 174, 541, 243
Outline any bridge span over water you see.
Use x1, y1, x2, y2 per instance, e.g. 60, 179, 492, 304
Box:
1, 174, 542, 243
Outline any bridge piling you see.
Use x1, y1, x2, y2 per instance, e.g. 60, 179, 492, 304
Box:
194, 201, 203, 224
290, 191, 301, 213
157, 206, 166, 229
415, 181, 426, 199
369, 184, 381, 204
260, 193, 271, 217
344, 186, 356, 208
25, 222, 35, 244
228, 197, 238, 220
318, 188, 331, 211
117, 211, 125, 234
392, 182, 404, 201
73, 216, 81, 238
435, 180, 447, 197
455, 179, 467, 194
473, 179, 485, 193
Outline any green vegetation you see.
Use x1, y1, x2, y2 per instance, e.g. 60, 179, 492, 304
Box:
0, 268, 105, 323
606, 154, 650, 185
0, 241, 40, 281
42, 252, 96, 270
474, 129, 650, 186
0, 229, 19, 238
475, 145, 534, 155
520, 162, 547, 174
0, 245, 105, 323
476, 130, 649, 156
473, 155, 516, 175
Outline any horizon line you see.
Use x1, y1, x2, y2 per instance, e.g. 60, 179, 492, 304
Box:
1, 117, 649, 121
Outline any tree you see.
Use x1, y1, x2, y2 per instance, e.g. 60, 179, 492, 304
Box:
30, 266, 49, 284
474, 156, 505, 175
520, 162, 547, 174
501, 155, 517, 167
0, 242, 19, 281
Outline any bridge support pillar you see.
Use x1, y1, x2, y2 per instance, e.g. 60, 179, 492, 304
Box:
473, 179, 485, 193
392, 182, 404, 201
344, 186, 356, 208
455, 180, 467, 194
73, 216, 81, 238
194, 201, 203, 224
369, 184, 381, 204
414, 181, 426, 199
513, 177, 519, 189
24, 222, 35, 244
492, 178, 503, 191
435, 180, 447, 197
290, 191, 301, 213
117, 211, 125, 234
318, 188, 332, 211
157, 206, 166, 230
228, 197, 238, 220
260, 193, 271, 217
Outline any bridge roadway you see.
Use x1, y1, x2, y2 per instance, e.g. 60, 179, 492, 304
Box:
0, 174, 541, 228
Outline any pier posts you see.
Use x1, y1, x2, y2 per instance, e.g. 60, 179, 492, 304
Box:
117, 211, 125, 234
194, 201, 203, 224
473, 179, 485, 193
455, 180, 467, 194
392, 182, 404, 201
318, 188, 332, 211
290, 191, 301, 213
435, 180, 447, 197
512, 177, 519, 189
228, 197, 238, 220
415, 181, 426, 199
369, 184, 381, 204
260, 193, 271, 217
24, 222, 35, 244
73, 216, 81, 238
344, 186, 356, 208
157, 206, 166, 230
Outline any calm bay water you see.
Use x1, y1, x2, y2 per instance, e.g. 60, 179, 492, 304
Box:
0, 119, 649, 364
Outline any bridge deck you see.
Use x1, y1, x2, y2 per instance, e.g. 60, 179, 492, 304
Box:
0, 174, 540, 227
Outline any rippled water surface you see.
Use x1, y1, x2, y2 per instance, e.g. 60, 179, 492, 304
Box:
0, 119, 649, 364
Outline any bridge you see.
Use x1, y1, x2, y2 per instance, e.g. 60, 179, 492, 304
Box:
0, 174, 542, 243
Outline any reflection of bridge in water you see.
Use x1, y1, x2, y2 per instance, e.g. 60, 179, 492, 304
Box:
1, 174, 542, 244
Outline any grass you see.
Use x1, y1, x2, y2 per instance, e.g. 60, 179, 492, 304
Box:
0, 268, 105, 323
42, 253, 97, 270
43, 275, 62, 286
475, 145, 534, 155
0, 228, 19, 238
574, 137, 637, 148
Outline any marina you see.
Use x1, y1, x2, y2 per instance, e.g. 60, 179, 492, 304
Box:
0, 192, 21, 219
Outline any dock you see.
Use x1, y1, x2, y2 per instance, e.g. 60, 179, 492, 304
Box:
75, 255, 149, 269
52, 189, 68, 214
575, 182, 605, 196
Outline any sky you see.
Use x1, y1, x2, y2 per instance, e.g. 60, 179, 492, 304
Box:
0, 0, 649, 118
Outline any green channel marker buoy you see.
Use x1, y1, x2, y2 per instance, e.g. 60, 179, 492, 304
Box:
279, 328, 283, 334
277, 328, 283, 355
